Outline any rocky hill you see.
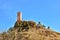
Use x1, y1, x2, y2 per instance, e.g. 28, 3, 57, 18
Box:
0, 21, 60, 40
0, 12, 60, 40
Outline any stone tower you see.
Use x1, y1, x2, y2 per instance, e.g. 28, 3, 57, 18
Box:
17, 12, 22, 21
17, 12, 22, 25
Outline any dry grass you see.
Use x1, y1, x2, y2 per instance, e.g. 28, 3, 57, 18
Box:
0, 28, 60, 40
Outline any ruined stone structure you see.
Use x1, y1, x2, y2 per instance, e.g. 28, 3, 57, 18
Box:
17, 12, 22, 25
17, 12, 22, 22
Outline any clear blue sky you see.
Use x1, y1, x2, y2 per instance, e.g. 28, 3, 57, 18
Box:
0, 0, 60, 32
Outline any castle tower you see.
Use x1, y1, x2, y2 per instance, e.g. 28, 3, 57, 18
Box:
17, 12, 22, 25
17, 12, 22, 22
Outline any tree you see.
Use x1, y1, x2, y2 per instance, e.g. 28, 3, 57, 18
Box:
14, 21, 22, 28
48, 26, 50, 29
38, 22, 41, 24
7, 27, 14, 32
43, 24, 46, 28
22, 21, 29, 31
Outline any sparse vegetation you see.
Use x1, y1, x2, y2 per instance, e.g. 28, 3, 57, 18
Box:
0, 12, 60, 40
0, 20, 60, 40
48, 26, 50, 29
